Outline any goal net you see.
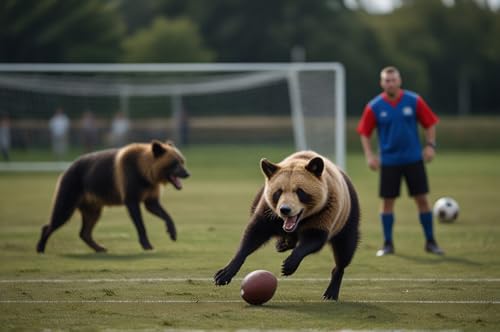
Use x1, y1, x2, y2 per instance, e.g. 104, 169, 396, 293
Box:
0, 63, 345, 170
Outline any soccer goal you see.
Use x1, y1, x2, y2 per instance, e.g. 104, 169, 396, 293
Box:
0, 63, 345, 170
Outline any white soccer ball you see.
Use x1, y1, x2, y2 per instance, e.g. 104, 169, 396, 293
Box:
433, 197, 459, 223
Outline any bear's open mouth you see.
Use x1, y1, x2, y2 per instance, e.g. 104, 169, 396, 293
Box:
168, 176, 183, 190
283, 210, 303, 233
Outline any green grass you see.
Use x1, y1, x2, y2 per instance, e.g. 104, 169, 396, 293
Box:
0, 145, 499, 331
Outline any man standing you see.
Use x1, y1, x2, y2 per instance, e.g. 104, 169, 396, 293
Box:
49, 107, 70, 159
109, 111, 130, 147
357, 66, 444, 256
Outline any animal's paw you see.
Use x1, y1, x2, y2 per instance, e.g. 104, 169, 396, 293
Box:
94, 245, 107, 253
214, 267, 235, 286
281, 255, 300, 276
322, 285, 339, 301
275, 237, 296, 252
36, 242, 46, 254
322, 291, 339, 301
166, 224, 177, 241
140, 239, 154, 250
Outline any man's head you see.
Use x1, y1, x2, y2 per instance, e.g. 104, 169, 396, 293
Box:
380, 66, 402, 98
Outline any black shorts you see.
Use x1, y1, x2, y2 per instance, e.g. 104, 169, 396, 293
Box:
379, 160, 429, 198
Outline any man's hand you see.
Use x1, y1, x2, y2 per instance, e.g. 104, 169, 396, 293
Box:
367, 154, 380, 171
423, 145, 435, 162
360, 135, 379, 171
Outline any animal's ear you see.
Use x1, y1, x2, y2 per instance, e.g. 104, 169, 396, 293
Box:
151, 140, 167, 158
305, 157, 324, 177
165, 140, 175, 147
260, 158, 280, 179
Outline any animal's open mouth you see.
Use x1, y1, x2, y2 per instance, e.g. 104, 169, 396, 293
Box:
168, 176, 183, 190
282, 210, 303, 233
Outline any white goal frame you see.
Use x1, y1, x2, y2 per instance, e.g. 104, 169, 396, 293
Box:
0, 62, 345, 170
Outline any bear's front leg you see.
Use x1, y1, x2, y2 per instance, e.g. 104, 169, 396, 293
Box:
214, 215, 276, 286
282, 229, 328, 276
275, 233, 298, 252
125, 201, 153, 250
214, 253, 246, 286
144, 198, 177, 241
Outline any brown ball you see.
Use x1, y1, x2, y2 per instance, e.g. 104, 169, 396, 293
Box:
240, 270, 278, 305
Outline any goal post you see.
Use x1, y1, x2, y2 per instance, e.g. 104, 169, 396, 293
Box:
0, 62, 346, 170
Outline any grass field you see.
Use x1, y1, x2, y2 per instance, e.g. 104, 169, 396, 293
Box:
0, 145, 499, 331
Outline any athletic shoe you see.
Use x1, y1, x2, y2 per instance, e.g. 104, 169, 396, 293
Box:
376, 241, 394, 257
425, 240, 444, 255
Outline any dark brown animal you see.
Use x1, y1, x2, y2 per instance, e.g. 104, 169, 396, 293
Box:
36, 140, 189, 253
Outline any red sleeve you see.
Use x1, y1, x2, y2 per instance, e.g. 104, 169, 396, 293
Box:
416, 96, 439, 128
357, 105, 376, 137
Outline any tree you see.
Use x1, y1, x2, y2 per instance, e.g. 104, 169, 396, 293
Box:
362, 1, 442, 99
364, 0, 500, 114
0, 0, 125, 62
143, 0, 384, 112
438, 0, 500, 114
122, 17, 214, 62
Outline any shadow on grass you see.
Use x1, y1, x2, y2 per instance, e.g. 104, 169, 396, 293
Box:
253, 301, 396, 325
396, 253, 482, 266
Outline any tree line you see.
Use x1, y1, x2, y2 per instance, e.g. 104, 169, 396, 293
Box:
1, 0, 499, 115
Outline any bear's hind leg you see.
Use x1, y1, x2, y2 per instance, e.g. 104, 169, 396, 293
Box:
323, 173, 361, 300
324, 221, 360, 300
323, 266, 344, 301
36, 225, 53, 253
323, 237, 350, 300
36, 182, 80, 253
79, 204, 106, 252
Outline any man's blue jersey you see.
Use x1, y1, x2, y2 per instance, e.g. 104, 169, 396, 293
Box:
357, 90, 439, 166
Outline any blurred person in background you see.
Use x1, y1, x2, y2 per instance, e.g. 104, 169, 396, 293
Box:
49, 107, 70, 159
357, 66, 444, 257
80, 110, 98, 152
109, 111, 130, 147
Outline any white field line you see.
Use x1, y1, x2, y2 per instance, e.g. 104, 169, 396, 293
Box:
1, 277, 500, 283
0, 299, 499, 304
2, 277, 498, 305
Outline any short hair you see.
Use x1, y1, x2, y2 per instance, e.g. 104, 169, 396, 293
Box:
380, 66, 400, 79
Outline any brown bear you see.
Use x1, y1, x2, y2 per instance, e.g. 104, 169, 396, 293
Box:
214, 151, 360, 300
36, 140, 189, 253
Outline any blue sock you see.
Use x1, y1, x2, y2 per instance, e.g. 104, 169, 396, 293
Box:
419, 211, 434, 241
381, 213, 394, 243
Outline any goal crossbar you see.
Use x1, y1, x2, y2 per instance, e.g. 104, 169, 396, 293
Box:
0, 62, 346, 169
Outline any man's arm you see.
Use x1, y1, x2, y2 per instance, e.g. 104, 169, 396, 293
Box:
360, 135, 379, 171
423, 125, 436, 162
357, 106, 379, 171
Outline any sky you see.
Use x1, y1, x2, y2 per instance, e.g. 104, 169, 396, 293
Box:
345, 0, 500, 13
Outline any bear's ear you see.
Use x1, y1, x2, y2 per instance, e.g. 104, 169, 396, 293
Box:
260, 158, 280, 179
305, 157, 324, 177
151, 140, 167, 158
